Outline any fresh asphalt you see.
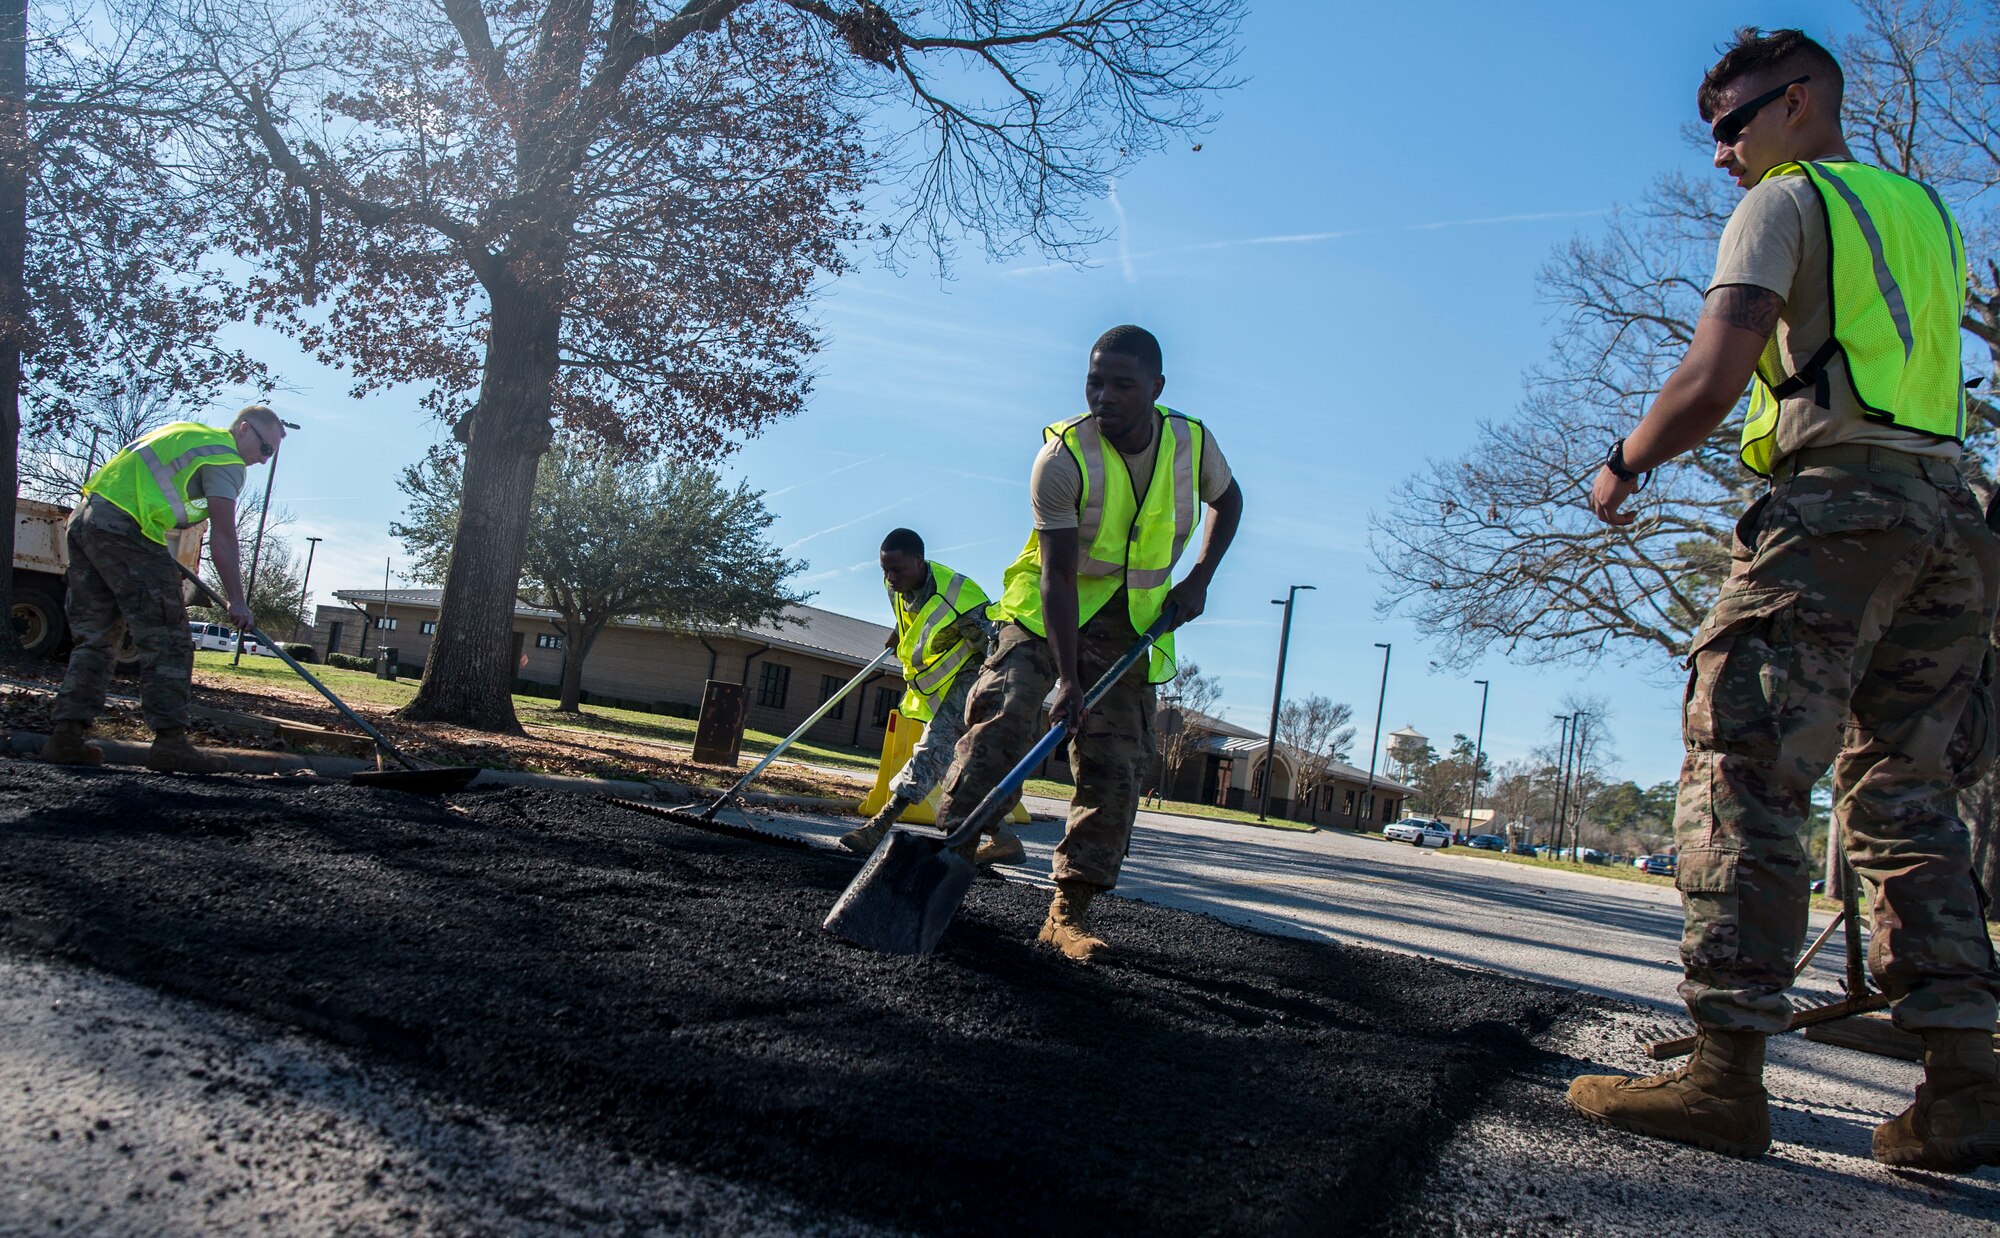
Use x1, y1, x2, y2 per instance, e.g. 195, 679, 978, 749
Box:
770, 796, 2000, 1234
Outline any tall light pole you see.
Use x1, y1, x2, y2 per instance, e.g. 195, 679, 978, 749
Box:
293, 535, 323, 641
1354, 641, 1391, 830
1463, 678, 1490, 833
231, 435, 281, 666
1258, 584, 1315, 822
1551, 713, 1573, 854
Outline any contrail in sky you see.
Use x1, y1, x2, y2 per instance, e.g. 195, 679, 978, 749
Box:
764, 452, 887, 499
1106, 178, 1136, 283
782, 496, 919, 553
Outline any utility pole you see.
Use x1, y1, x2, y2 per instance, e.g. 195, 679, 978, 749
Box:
1258, 584, 1315, 822
293, 535, 322, 641
1552, 714, 1573, 856
1464, 678, 1490, 834
1355, 642, 1391, 830
1560, 713, 1587, 859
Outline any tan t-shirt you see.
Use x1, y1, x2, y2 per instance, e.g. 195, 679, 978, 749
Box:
1709, 173, 1960, 462
1029, 413, 1233, 531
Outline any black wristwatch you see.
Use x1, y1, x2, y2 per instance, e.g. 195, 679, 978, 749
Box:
1605, 438, 1649, 488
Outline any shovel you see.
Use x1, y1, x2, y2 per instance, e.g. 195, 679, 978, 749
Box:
622, 647, 897, 844
174, 561, 481, 794
823, 607, 1176, 955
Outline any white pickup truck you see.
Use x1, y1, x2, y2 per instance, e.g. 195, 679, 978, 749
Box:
13, 497, 205, 658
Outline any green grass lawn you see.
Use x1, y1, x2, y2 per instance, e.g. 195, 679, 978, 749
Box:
194, 653, 881, 781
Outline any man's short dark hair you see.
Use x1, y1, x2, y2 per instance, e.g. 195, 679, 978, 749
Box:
880, 527, 924, 557
1699, 27, 1843, 122
1091, 324, 1163, 376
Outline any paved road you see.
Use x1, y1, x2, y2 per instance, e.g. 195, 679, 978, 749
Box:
774, 798, 2000, 1234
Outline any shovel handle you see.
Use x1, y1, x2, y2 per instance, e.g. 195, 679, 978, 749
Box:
172, 560, 422, 772
938, 605, 1178, 849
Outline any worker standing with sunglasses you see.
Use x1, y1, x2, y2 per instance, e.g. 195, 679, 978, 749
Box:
42, 405, 288, 774
1569, 28, 2000, 1171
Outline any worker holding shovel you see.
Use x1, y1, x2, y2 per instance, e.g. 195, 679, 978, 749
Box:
928, 325, 1242, 961
838, 527, 1012, 860
42, 405, 287, 774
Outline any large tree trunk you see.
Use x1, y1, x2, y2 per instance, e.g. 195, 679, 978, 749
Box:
401, 282, 559, 731
0, 0, 26, 658
555, 614, 602, 714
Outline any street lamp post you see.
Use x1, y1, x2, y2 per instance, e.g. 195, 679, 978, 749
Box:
1464, 678, 1490, 834
293, 535, 322, 642
231, 436, 281, 667
1258, 584, 1315, 822
1353, 642, 1391, 830
1551, 713, 1573, 855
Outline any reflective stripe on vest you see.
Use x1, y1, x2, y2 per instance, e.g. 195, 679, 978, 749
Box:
992, 406, 1204, 684
891, 562, 990, 723
1740, 161, 1968, 476
81, 422, 245, 545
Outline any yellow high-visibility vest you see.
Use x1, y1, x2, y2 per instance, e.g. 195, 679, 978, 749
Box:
1740, 160, 1968, 476
890, 561, 990, 723
82, 422, 245, 545
993, 406, 1203, 684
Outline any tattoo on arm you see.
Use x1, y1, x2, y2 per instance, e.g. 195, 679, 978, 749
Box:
1700, 284, 1785, 336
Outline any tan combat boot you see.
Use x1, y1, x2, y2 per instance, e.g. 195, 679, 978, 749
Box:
838, 795, 913, 854
1567, 1029, 1770, 1159
974, 825, 1026, 866
1873, 1029, 2000, 1173
1038, 880, 1109, 962
145, 728, 228, 774
41, 720, 103, 766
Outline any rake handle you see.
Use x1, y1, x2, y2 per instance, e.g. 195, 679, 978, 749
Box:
173, 560, 422, 772
700, 645, 897, 818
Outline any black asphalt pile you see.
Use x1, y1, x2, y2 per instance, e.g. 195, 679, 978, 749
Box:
0, 763, 1594, 1235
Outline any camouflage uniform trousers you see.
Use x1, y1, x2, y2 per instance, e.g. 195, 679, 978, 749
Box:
887, 672, 974, 804
934, 603, 1156, 890
53, 495, 194, 733
1677, 445, 2000, 1033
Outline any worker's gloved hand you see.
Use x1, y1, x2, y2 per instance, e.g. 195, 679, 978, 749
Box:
228, 599, 254, 631
1050, 675, 1086, 730
1163, 577, 1208, 628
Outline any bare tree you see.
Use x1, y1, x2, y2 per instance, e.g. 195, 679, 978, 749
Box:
1275, 693, 1353, 820
149, 0, 1242, 731
1159, 659, 1221, 791
17, 380, 178, 501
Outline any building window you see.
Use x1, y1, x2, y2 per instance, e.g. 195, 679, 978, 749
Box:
758, 662, 790, 709
819, 673, 846, 721
420, 621, 437, 635
373, 616, 397, 631
536, 632, 563, 650
871, 686, 897, 728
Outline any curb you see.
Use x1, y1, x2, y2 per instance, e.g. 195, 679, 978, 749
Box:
2, 730, 865, 813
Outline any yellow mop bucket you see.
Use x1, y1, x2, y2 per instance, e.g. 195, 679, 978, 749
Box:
857, 711, 1029, 826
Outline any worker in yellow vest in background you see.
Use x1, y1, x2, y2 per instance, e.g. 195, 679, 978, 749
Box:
929, 325, 1242, 961
42, 406, 285, 774
839, 529, 1012, 859
1570, 29, 2000, 1173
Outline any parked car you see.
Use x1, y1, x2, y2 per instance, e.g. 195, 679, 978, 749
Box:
189, 622, 264, 656
1511, 842, 1538, 857
1467, 834, 1507, 852
1640, 854, 1678, 877
1384, 817, 1452, 849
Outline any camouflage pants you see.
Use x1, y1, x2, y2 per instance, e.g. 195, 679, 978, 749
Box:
54, 496, 194, 733
888, 673, 974, 804
934, 605, 1157, 889
1677, 446, 2000, 1032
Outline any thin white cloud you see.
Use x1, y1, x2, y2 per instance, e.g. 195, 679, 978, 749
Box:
1106, 178, 1136, 284
782, 496, 920, 553
765, 452, 887, 499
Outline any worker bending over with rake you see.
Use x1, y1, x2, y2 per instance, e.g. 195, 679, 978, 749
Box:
1570, 29, 2000, 1172
928, 325, 1242, 961
43, 405, 287, 774
839, 528, 1017, 863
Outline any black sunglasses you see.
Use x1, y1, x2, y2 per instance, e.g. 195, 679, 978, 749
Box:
1711, 75, 1810, 146
249, 424, 275, 458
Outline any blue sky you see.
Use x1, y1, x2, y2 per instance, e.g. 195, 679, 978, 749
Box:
205, 0, 1858, 789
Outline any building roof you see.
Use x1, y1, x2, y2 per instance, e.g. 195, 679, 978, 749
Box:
1186, 729, 1416, 795
333, 588, 899, 671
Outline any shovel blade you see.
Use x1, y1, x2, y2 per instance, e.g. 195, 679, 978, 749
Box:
823, 827, 977, 955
